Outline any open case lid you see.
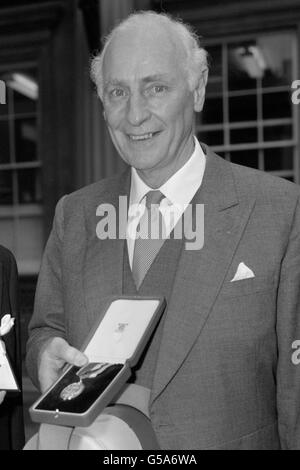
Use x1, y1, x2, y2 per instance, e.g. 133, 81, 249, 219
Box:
82, 296, 166, 366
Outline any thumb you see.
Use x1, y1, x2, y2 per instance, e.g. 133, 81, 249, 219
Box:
54, 339, 88, 367
64, 345, 88, 367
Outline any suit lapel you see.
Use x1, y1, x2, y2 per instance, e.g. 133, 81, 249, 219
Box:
83, 170, 131, 328
151, 148, 256, 403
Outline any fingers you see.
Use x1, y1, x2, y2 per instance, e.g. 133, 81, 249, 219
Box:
58, 343, 88, 368
38, 337, 88, 392
50, 337, 88, 367
39, 369, 56, 393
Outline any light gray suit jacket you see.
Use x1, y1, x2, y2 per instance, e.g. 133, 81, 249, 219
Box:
26, 145, 300, 449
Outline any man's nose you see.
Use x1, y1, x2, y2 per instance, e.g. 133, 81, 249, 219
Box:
126, 93, 150, 126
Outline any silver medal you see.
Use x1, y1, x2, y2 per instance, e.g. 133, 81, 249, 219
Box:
60, 381, 85, 401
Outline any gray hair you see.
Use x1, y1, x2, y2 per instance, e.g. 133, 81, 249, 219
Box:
90, 10, 208, 100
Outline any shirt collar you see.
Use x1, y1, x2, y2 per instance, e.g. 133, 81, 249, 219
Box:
129, 136, 206, 208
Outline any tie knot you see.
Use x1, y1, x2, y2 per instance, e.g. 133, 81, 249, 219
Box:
145, 190, 164, 209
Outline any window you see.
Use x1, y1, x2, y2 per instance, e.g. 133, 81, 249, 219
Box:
198, 32, 298, 183
0, 65, 43, 274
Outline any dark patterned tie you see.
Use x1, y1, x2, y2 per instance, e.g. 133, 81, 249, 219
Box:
132, 190, 165, 289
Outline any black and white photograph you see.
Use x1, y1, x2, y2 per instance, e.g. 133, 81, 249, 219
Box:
1, 0, 300, 453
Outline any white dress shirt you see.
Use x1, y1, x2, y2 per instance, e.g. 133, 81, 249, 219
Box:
126, 137, 206, 267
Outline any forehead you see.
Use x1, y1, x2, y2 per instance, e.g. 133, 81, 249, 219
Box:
103, 25, 186, 84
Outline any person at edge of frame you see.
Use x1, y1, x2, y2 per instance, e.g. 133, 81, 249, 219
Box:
0, 245, 24, 450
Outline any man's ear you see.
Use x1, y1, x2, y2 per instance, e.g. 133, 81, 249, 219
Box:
103, 109, 107, 121
193, 68, 208, 112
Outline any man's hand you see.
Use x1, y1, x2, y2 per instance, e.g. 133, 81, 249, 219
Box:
0, 391, 6, 405
38, 337, 88, 392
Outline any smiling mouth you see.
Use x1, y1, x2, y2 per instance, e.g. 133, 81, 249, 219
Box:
128, 131, 161, 141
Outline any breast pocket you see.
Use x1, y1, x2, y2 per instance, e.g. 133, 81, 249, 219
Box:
219, 275, 276, 298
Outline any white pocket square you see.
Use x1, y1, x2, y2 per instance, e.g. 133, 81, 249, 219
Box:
230, 262, 255, 282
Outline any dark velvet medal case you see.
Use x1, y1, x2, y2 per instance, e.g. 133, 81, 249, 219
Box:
29, 296, 166, 427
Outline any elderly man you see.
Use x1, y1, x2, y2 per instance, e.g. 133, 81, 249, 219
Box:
27, 11, 300, 449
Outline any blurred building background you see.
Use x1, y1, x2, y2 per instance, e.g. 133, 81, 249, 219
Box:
0, 0, 300, 441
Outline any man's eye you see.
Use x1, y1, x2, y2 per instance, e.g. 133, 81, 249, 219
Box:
110, 88, 126, 98
145, 85, 168, 97
152, 85, 167, 94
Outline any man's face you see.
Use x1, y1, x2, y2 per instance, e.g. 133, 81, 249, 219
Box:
102, 26, 203, 186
